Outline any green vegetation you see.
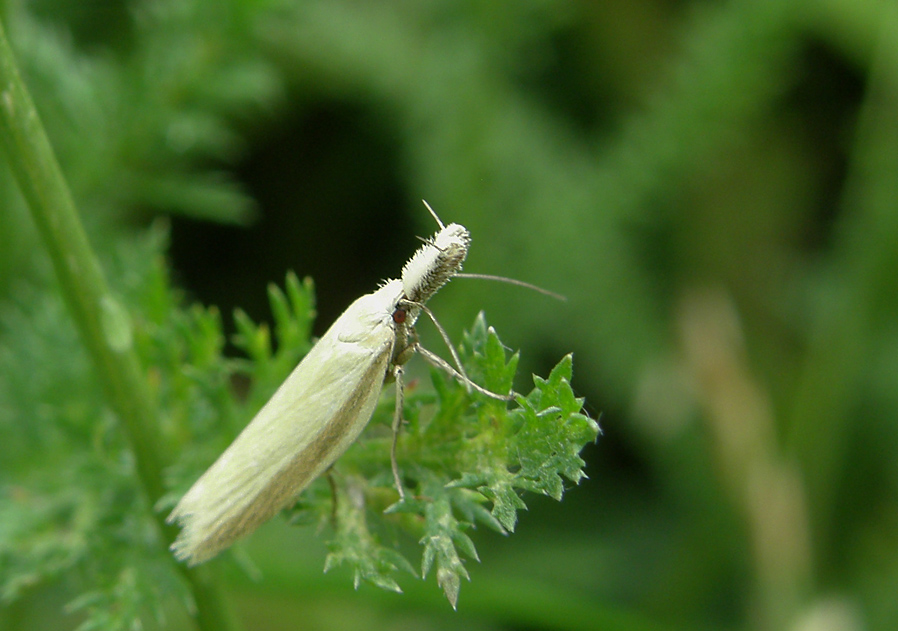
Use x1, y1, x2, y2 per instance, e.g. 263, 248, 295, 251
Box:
2, 1, 897, 630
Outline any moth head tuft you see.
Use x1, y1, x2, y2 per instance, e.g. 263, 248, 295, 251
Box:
401, 223, 470, 304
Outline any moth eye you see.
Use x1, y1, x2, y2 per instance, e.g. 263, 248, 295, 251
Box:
392, 308, 407, 324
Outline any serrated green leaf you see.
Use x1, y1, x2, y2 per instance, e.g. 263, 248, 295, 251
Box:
451, 530, 479, 562
232, 307, 271, 362
268, 272, 315, 356
323, 476, 415, 594
485, 481, 528, 532
437, 566, 462, 610
459, 498, 507, 534
414, 483, 478, 607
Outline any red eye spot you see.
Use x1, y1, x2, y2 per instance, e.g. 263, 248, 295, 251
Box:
393, 308, 407, 324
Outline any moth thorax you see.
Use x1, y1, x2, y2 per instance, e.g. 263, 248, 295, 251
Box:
390, 310, 417, 364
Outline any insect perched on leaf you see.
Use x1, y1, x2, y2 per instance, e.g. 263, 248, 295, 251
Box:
166, 202, 558, 565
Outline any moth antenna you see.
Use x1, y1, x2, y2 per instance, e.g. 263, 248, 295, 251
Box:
455, 272, 567, 301
421, 200, 446, 230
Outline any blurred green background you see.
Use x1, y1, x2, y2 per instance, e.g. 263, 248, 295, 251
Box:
2, 0, 897, 629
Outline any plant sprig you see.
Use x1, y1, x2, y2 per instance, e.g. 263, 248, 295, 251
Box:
233, 283, 601, 608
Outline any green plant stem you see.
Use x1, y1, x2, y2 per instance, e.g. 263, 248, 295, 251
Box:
0, 18, 238, 631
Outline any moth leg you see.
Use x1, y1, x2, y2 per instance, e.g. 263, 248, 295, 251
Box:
391, 364, 407, 500
403, 300, 472, 393
393, 342, 417, 368
415, 343, 515, 401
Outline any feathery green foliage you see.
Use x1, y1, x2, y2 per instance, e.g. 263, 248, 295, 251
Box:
217, 279, 597, 608
3, 0, 898, 630
312, 313, 597, 607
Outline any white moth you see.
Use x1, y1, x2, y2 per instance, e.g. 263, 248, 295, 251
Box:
167, 203, 506, 565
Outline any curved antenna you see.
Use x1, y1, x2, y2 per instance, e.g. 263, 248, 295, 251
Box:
454, 273, 567, 301
421, 200, 446, 230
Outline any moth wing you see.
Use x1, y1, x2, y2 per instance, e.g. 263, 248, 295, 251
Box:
169, 284, 401, 564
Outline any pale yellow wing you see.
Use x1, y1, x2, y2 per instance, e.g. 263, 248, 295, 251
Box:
168, 281, 403, 564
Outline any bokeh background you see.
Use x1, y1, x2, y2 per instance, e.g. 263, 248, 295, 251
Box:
2, 0, 897, 630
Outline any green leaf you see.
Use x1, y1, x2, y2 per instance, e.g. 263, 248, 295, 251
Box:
419, 487, 473, 609
268, 272, 315, 357
318, 313, 598, 605
323, 476, 415, 594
